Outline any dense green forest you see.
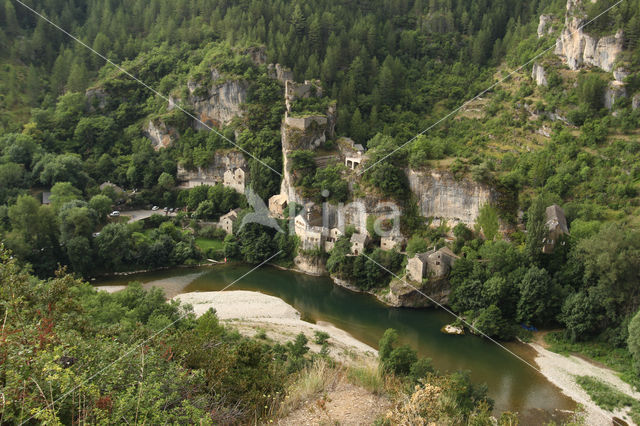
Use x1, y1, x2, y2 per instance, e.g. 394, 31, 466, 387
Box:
2, 0, 640, 421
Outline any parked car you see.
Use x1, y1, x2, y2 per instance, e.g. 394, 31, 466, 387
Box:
152, 206, 159, 211
110, 211, 120, 217
163, 207, 169, 211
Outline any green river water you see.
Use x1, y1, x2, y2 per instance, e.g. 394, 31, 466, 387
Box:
96, 264, 576, 424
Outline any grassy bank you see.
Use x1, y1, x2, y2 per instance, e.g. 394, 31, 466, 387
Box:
545, 332, 639, 389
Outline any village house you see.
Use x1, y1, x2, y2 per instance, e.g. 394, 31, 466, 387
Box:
380, 235, 405, 251
350, 232, 369, 255
268, 193, 288, 218
324, 227, 342, 252
219, 208, 241, 235
406, 247, 459, 283
223, 167, 247, 194
542, 204, 569, 254
294, 214, 324, 251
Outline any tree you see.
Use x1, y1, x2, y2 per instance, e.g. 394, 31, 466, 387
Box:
158, 172, 175, 190
65, 236, 93, 276
476, 204, 499, 241
525, 196, 547, 262
517, 266, 556, 326
379, 328, 399, 362
386, 345, 418, 375
49, 182, 82, 209
95, 223, 132, 270
628, 309, 640, 372
89, 194, 112, 221
406, 235, 428, 257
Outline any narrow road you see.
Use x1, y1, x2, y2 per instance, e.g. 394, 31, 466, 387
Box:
124, 209, 177, 223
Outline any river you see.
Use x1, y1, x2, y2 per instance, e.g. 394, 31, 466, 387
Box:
96, 264, 576, 424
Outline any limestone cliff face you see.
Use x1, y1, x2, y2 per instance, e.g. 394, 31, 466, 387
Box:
633, 94, 640, 110
537, 14, 555, 38
177, 150, 247, 184
605, 81, 626, 109
554, 0, 623, 72
170, 69, 248, 129
532, 63, 548, 86
85, 87, 108, 111
407, 169, 495, 226
293, 254, 327, 276
144, 120, 178, 150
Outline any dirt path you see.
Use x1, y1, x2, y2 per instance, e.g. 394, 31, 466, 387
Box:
277, 381, 391, 426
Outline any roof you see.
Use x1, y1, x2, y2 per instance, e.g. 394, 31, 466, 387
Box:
99, 181, 123, 193
350, 232, 368, 244
353, 144, 365, 152
545, 204, 569, 234
435, 246, 459, 259
412, 249, 436, 263
221, 208, 241, 221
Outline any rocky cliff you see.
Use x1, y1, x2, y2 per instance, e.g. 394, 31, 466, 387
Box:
144, 119, 178, 150
554, 0, 623, 72
293, 254, 328, 276
406, 169, 495, 226
532, 63, 548, 86
170, 69, 248, 129
177, 150, 247, 185
381, 278, 450, 308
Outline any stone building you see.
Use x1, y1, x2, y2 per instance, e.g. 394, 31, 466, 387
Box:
219, 208, 241, 235
406, 247, 458, 283
324, 228, 342, 252
350, 232, 369, 255
268, 193, 288, 218
542, 204, 569, 254
223, 167, 247, 194
294, 214, 324, 251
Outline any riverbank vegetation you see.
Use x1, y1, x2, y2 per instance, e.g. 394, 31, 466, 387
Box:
0, 247, 522, 424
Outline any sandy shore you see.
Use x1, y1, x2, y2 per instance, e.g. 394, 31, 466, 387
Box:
173, 290, 378, 362
530, 342, 640, 425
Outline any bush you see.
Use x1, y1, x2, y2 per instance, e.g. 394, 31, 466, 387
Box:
386, 345, 418, 375
314, 330, 330, 345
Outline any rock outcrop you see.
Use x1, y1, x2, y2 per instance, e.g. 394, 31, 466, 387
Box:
170, 69, 248, 129
554, 1, 623, 72
177, 150, 247, 187
604, 81, 626, 109
532, 63, 548, 86
144, 120, 178, 150
406, 169, 495, 226
633, 94, 640, 110
85, 87, 108, 111
293, 254, 328, 276
538, 14, 555, 38
382, 278, 450, 308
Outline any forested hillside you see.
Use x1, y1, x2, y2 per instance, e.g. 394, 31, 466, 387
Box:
2, 0, 640, 421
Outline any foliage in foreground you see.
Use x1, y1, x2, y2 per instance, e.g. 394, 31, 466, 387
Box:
0, 245, 308, 424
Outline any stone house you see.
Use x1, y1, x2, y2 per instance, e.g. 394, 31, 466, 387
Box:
324, 228, 342, 252
219, 208, 241, 235
406, 247, 458, 283
350, 232, 369, 255
542, 204, 569, 254
223, 167, 247, 194
294, 214, 324, 251
268, 193, 288, 218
